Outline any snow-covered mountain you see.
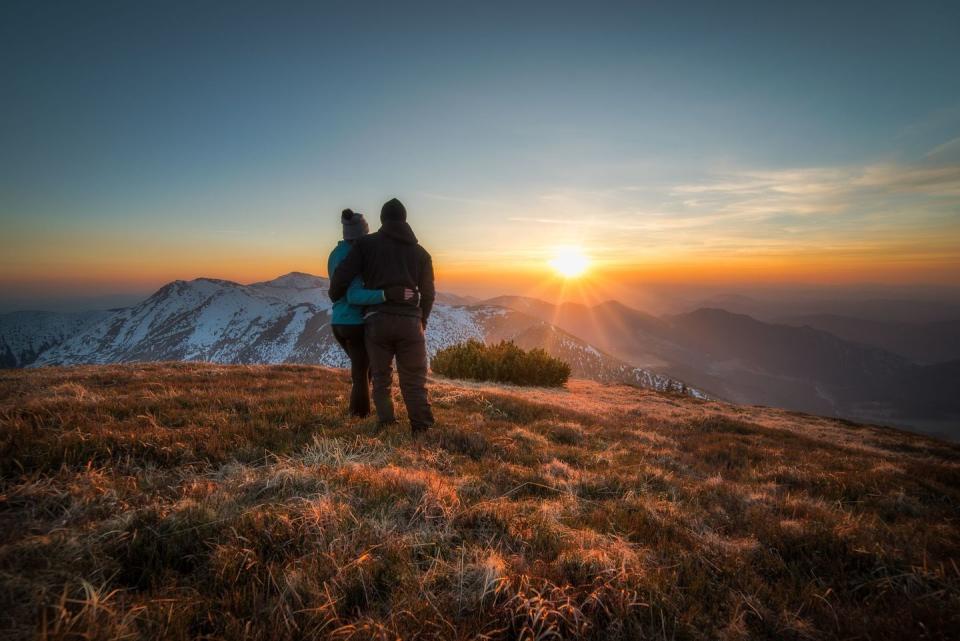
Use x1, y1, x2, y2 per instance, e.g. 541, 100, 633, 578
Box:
30, 277, 332, 367
3, 272, 702, 396
0, 309, 111, 367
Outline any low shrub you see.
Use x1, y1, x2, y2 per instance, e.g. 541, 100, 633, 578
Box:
431, 340, 571, 387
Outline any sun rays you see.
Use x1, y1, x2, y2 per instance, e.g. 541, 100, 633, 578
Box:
548, 247, 590, 279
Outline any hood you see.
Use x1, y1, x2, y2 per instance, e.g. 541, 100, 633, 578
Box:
380, 220, 418, 245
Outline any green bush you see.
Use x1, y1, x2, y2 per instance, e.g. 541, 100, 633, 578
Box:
431, 340, 571, 387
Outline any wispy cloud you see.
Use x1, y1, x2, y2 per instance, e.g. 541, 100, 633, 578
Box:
506, 216, 583, 225
854, 163, 960, 195
479, 153, 960, 271
924, 136, 960, 161
417, 191, 506, 207
668, 161, 960, 223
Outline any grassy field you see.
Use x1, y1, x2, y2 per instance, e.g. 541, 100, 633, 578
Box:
1, 363, 959, 640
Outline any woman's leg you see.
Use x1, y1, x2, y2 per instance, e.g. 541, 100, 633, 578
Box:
332, 325, 370, 417
332, 324, 350, 355
347, 326, 371, 417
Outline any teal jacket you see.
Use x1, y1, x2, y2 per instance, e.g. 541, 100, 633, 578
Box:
328, 241, 385, 325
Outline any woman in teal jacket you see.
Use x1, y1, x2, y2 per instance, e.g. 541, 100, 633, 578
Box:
328, 209, 414, 417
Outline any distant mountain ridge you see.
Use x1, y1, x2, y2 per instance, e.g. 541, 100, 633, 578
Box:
6, 275, 959, 438
775, 313, 960, 364
690, 293, 960, 324
485, 295, 960, 439
2, 273, 700, 398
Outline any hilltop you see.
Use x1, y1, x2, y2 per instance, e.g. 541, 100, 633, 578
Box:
1, 364, 958, 640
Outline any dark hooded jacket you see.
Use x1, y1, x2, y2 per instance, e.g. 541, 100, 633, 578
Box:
328, 220, 435, 323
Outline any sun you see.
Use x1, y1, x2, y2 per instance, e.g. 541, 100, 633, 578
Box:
549, 247, 590, 278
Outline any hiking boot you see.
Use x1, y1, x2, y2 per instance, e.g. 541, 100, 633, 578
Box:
411, 422, 432, 437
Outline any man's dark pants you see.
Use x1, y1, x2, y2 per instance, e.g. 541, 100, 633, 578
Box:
364, 313, 434, 430
332, 324, 370, 418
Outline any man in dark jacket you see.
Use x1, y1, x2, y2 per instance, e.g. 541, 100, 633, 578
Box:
329, 198, 436, 433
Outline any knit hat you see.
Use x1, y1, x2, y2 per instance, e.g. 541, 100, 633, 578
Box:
341, 209, 369, 241
380, 198, 407, 223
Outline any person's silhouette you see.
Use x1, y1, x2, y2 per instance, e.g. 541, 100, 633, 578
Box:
329, 198, 436, 434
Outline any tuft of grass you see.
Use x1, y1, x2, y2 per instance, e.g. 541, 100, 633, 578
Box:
436, 425, 491, 460
112, 503, 221, 589
539, 420, 587, 446
1, 362, 958, 640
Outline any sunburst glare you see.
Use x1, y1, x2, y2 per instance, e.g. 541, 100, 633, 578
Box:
549, 246, 590, 278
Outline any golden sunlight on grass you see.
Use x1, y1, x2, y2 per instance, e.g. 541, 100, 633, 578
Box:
548, 246, 590, 279
1, 363, 958, 640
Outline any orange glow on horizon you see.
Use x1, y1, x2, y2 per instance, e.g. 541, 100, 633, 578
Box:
3, 244, 959, 305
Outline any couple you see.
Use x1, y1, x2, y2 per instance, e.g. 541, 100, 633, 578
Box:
327, 198, 435, 435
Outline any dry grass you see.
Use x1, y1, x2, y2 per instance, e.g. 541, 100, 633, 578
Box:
1, 362, 958, 640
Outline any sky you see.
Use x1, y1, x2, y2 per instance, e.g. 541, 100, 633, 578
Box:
2, 0, 959, 311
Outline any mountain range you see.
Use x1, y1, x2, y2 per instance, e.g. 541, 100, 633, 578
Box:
485, 295, 960, 439
0, 273, 696, 398
775, 313, 960, 364
3, 272, 958, 439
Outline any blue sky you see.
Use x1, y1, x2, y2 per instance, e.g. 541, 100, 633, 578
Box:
2, 0, 959, 309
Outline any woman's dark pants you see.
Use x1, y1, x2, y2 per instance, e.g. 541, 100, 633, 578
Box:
332, 324, 371, 418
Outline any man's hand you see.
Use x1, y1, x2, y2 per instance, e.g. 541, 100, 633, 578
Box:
384, 286, 420, 305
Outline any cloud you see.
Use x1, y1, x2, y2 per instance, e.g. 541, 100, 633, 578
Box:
925, 136, 960, 162
425, 152, 960, 274
670, 161, 960, 220
506, 216, 583, 225
854, 163, 960, 195
417, 191, 506, 207
673, 168, 851, 197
